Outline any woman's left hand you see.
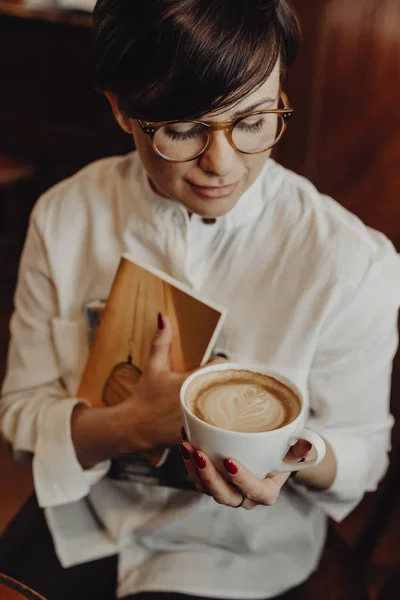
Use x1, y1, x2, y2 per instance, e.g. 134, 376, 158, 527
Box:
179, 439, 313, 510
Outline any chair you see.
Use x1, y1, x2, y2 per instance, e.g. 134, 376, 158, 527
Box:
0, 572, 47, 599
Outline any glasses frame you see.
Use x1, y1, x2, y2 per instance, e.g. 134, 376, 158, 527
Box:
137, 91, 293, 163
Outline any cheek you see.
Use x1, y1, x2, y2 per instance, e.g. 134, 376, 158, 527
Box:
151, 161, 188, 188
244, 152, 271, 177
138, 144, 189, 191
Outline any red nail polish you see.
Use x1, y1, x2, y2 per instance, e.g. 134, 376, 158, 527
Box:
157, 312, 164, 330
223, 459, 238, 475
179, 443, 191, 461
193, 451, 207, 469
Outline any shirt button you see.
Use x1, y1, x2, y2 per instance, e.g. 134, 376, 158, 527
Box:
202, 218, 216, 225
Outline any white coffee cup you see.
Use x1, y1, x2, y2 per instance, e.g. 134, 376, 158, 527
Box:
180, 363, 326, 479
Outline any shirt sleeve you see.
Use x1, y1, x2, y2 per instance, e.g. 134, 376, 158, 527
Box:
295, 240, 400, 522
0, 210, 110, 508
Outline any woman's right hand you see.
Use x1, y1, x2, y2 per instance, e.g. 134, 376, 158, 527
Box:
72, 314, 223, 469
116, 314, 189, 451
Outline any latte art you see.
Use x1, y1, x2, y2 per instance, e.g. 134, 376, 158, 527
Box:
185, 370, 300, 433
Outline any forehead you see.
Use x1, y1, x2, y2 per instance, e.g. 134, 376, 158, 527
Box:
205, 61, 281, 122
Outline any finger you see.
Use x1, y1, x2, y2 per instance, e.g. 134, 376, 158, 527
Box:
182, 352, 230, 379
146, 313, 173, 376
206, 352, 229, 366
222, 458, 288, 507
206, 356, 228, 366
284, 440, 313, 463
290, 439, 312, 459
267, 471, 292, 487
192, 451, 243, 507
179, 442, 209, 494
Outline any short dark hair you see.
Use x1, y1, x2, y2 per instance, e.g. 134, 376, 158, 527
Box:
93, 0, 300, 121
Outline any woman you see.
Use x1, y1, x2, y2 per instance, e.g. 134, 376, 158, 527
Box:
1, 1, 399, 599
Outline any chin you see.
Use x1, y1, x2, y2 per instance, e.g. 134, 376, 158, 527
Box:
192, 201, 238, 218
184, 194, 241, 218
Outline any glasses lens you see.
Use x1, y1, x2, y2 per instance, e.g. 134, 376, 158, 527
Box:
153, 122, 208, 160
232, 113, 284, 153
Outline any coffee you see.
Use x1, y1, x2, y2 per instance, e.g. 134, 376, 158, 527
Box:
185, 369, 301, 433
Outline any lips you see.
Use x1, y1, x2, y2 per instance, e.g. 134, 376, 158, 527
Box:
188, 180, 239, 199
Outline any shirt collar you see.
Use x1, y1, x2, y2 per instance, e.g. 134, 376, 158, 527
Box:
135, 154, 280, 230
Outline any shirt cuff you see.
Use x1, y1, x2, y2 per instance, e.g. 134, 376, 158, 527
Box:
33, 398, 110, 507
292, 431, 370, 522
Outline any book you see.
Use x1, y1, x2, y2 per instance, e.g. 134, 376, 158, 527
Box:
77, 254, 227, 486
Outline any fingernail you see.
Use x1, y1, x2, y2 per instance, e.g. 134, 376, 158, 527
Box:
215, 352, 228, 359
157, 312, 164, 330
223, 458, 238, 475
193, 451, 207, 469
181, 427, 188, 441
179, 443, 191, 461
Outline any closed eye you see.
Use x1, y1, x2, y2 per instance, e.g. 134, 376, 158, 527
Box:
236, 118, 266, 134
164, 124, 204, 141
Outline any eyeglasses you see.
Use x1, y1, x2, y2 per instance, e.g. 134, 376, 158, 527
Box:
137, 91, 293, 163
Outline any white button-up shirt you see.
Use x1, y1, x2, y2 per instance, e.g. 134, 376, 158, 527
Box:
1, 153, 399, 599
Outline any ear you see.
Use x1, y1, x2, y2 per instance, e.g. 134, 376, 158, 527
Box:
104, 90, 133, 135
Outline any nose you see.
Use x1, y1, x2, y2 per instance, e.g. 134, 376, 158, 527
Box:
198, 130, 237, 177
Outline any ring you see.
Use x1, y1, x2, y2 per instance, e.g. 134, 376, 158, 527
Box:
234, 495, 247, 508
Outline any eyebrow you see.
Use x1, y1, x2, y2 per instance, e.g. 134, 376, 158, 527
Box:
230, 96, 277, 118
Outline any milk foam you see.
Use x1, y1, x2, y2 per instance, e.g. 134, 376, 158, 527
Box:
185, 370, 300, 433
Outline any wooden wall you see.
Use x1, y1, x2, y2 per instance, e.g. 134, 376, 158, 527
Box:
277, 0, 400, 251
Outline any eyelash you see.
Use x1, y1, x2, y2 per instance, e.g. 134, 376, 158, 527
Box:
164, 128, 200, 141
236, 119, 266, 133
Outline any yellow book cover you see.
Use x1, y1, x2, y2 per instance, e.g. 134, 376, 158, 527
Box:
77, 254, 227, 487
